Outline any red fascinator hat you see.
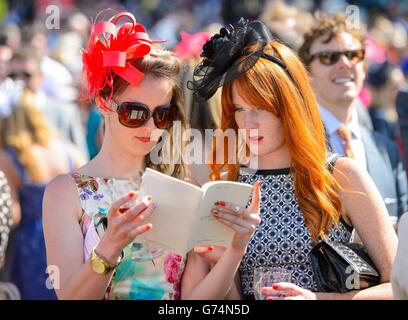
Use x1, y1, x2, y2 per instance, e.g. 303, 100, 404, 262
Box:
82, 11, 158, 111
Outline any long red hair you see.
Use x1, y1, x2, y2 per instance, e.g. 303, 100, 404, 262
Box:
210, 41, 342, 240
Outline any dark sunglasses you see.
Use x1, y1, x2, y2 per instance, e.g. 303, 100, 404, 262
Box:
8, 71, 32, 80
309, 49, 365, 66
110, 100, 179, 129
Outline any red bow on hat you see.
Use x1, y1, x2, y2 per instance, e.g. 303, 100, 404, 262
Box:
82, 12, 156, 110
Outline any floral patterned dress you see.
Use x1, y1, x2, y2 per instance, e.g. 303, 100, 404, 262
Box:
70, 173, 185, 300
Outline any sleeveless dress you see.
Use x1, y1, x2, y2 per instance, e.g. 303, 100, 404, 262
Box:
238, 167, 354, 297
70, 173, 185, 300
6, 147, 58, 300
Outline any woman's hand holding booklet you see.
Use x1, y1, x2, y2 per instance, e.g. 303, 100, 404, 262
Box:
137, 168, 255, 256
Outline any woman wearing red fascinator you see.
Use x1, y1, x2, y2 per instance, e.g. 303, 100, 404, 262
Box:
42, 11, 260, 300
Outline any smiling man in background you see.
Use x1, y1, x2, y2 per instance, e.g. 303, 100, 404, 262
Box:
298, 14, 408, 226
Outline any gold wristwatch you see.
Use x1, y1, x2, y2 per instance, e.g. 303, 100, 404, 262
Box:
90, 247, 123, 275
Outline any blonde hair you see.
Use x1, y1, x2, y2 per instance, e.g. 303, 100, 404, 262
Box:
0, 89, 55, 183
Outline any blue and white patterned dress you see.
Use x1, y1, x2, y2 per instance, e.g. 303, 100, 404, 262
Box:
238, 167, 354, 297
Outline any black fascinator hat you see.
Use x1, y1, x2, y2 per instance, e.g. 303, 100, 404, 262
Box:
188, 18, 287, 101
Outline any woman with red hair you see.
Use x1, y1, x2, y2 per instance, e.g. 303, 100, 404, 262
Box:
184, 18, 397, 300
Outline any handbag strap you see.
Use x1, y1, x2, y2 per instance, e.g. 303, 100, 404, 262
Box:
313, 153, 349, 244
321, 240, 380, 276
325, 153, 344, 174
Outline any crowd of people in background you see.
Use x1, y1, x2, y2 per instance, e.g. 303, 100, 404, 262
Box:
0, 0, 407, 300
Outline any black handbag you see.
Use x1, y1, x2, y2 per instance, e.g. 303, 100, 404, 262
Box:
310, 239, 381, 293
309, 153, 381, 293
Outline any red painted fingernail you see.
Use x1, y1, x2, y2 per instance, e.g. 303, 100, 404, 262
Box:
272, 284, 279, 289
146, 224, 153, 230
217, 201, 226, 207
207, 246, 214, 251
266, 297, 274, 300
119, 207, 129, 213
128, 192, 135, 198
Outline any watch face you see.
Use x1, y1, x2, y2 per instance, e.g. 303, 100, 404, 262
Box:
93, 259, 107, 274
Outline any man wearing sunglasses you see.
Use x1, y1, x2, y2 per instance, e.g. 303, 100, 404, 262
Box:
299, 14, 408, 226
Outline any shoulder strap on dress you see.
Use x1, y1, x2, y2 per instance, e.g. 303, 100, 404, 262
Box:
4, 147, 28, 183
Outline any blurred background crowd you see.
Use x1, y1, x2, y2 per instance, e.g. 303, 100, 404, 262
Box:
0, 0, 408, 299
